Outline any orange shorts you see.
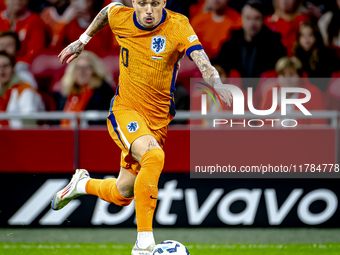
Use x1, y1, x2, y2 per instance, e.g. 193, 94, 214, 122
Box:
107, 110, 168, 176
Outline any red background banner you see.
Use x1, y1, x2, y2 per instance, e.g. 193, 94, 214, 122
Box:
0, 128, 337, 173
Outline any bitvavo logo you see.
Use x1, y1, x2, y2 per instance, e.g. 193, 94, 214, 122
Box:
198, 83, 312, 128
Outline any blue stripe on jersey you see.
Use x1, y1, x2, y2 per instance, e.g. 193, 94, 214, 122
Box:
110, 96, 115, 110
133, 9, 167, 31
170, 59, 179, 94
168, 57, 181, 117
108, 113, 126, 149
109, 85, 119, 111
186, 45, 204, 61
115, 84, 120, 96
169, 97, 176, 117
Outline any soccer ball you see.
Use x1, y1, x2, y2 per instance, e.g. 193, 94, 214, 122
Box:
152, 240, 189, 255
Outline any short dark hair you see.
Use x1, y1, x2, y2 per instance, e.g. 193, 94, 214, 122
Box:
0, 31, 21, 52
0, 51, 16, 67
244, 0, 265, 15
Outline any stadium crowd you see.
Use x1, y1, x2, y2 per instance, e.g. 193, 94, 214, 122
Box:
0, 0, 339, 127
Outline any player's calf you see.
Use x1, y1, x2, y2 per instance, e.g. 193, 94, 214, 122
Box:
86, 178, 134, 206
132, 148, 164, 254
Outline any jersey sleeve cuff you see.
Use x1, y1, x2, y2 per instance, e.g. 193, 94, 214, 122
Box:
186, 45, 204, 61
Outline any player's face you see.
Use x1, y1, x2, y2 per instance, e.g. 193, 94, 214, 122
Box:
299, 25, 316, 52
0, 36, 17, 57
132, 0, 166, 29
0, 55, 14, 85
74, 58, 93, 87
242, 6, 263, 40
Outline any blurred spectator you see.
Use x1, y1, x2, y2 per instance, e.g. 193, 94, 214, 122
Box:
213, 0, 286, 85
166, 0, 198, 18
228, 0, 274, 15
265, 0, 309, 56
0, 0, 5, 11
318, 0, 340, 48
189, 0, 214, 18
0, 0, 46, 64
103, 0, 132, 8
41, 0, 84, 48
0, 51, 44, 128
293, 21, 340, 91
190, 0, 274, 18
326, 72, 340, 110
260, 56, 326, 125
301, 0, 329, 20
57, 0, 113, 57
191, 0, 242, 59
0, 31, 38, 88
303, 0, 333, 16
58, 51, 114, 126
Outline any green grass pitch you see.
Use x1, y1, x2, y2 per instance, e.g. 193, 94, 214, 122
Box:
1, 243, 340, 255
1, 229, 340, 254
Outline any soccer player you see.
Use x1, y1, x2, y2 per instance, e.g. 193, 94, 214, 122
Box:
51, 1, 232, 254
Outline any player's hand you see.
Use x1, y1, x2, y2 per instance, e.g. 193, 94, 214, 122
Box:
58, 40, 85, 64
216, 87, 233, 107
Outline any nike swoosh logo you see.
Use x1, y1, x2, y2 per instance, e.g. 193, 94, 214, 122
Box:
150, 195, 157, 199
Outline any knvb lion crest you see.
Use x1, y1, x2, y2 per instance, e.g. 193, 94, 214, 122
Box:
151, 35, 166, 54
127, 121, 139, 133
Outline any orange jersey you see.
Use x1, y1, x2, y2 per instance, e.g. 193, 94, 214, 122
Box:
107, 4, 203, 130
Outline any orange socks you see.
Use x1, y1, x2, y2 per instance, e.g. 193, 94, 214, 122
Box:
84, 148, 165, 232
86, 178, 133, 206
135, 149, 165, 232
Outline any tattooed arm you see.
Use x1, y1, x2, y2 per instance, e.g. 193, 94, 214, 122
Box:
190, 49, 233, 106
58, 6, 110, 64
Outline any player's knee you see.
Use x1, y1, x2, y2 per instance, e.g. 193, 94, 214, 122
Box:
150, 149, 165, 168
113, 182, 134, 206
151, 148, 165, 164
116, 182, 134, 199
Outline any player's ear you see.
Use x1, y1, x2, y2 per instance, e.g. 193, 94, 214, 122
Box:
132, 0, 136, 8
163, 0, 166, 8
